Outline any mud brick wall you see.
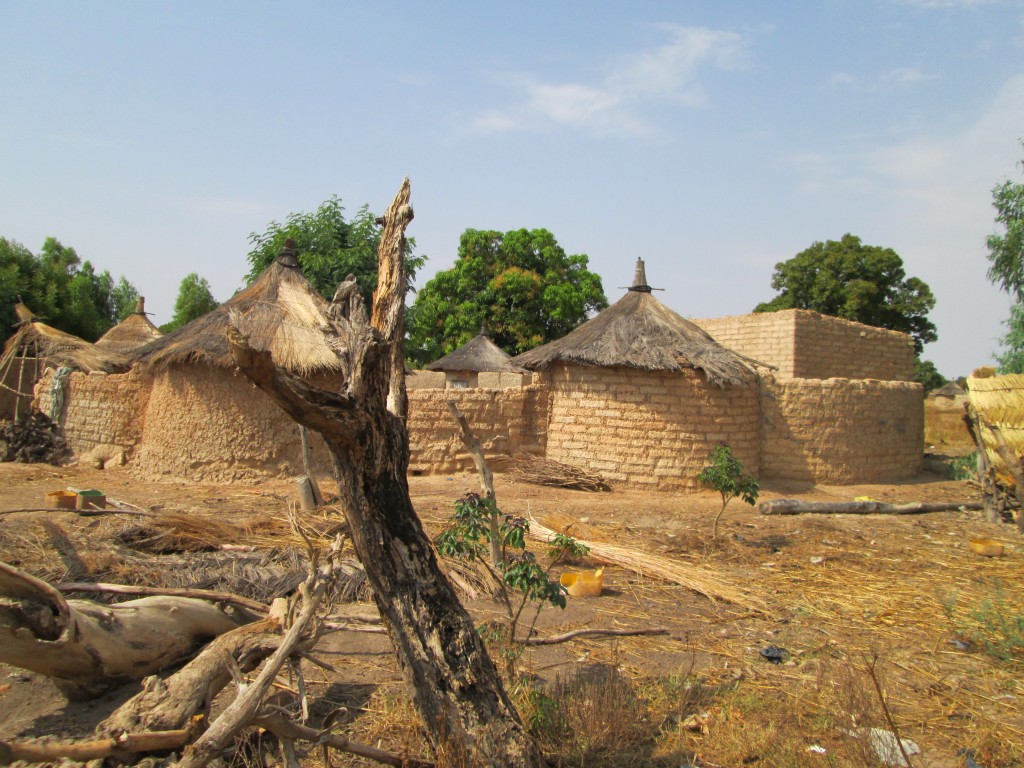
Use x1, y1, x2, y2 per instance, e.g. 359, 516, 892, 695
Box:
924, 393, 974, 452
693, 309, 915, 381
37, 368, 151, 456
131, 365, 334, 483
407, 386, 547, 475
540, 364, 761, 490
760, 375, 923, 483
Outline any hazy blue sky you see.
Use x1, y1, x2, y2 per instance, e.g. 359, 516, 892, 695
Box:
2, 1, 1023, 375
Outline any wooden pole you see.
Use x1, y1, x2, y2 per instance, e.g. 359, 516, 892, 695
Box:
298, 425, 324, 507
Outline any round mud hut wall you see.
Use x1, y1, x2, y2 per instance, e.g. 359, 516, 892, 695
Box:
132, 365, 335, 483
540, 363, 761, 490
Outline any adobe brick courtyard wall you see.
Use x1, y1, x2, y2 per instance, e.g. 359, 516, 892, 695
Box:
37, 368, 151, 456
407, 386, 547, 475
693, 309, 915, 381
924, 393, 974, 452
759, 374, 923, 483
541, 364, 761, 490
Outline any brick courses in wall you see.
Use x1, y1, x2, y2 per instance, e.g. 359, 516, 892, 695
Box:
693, 309, 915, 381
407, 386, 547, 475
37, 368, 151, 457
541, 364, 761, 490
759, 374, 923, 483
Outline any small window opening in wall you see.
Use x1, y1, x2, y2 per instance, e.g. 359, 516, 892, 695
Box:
451, 379, 469, 389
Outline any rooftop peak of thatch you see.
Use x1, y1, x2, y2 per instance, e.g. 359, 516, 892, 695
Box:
276, 238, 300, 269
512, 264, 759, 387
134, 296, 147, 315
629, 258, 652, 293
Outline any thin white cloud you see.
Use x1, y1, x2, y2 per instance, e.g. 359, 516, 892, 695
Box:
471, 23, 750, 137
829, 66, 931, 90
180, 196, 276, 219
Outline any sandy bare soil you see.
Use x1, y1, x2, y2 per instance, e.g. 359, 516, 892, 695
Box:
1, 460, 1021, 766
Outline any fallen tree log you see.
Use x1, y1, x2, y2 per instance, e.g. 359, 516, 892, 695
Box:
758, 499, 984, 516
0, 560, 251, 699
0, 728, 193, 765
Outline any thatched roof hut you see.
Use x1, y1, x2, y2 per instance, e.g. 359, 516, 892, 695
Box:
0, 303, 129, 419
513, 259, 755, 387
132, 244, 341, 376
424, 324, 526, 388
96, 297, 163, 355
120, 242, 345, 482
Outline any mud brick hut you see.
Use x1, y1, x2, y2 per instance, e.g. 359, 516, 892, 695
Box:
95, 297, 163, 355
0, 302, 128, 421
38, 244, 344, 481
423, 323, 528, 389
512, 260, 762, 490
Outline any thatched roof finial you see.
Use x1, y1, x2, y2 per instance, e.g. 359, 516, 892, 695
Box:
276, 237, 300, 269
134, 296, 146, 315
480, 320, 489, 337
629, 259, 652, 293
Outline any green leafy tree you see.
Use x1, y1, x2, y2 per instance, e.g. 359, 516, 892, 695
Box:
754, 233, 937, 354
407, 228, 607, 365
985, 143, 1024, 299
697, 444, 760, 539
0, 236, 134, 345
245, 196, 425, 306
160, 273, 218, 333
984, 143, 1024, 369
913, 358, 948, 393
996, 302, 1024, 374
111, 277, 141, 322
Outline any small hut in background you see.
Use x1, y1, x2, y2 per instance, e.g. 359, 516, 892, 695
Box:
96, 297, 163, 355
0, 303, 128, 421
513, 259, 762, 489
425, 323, 527, 389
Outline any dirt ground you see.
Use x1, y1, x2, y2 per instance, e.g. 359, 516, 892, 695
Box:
0, 460, 1021, 767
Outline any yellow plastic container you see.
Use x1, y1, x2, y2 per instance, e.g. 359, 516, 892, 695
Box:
969, 538, 1004, 557
46, 490, 78, 509
560, 568, 604, 598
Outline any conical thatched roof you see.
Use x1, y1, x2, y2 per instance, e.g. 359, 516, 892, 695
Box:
96, 297, 163, 355
132, 244, 342, 375
0, 303, 129, 373
512, 260, 756, 387
426, 324, 526, 373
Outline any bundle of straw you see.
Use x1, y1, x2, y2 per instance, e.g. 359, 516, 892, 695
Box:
528, 517, 767, 613
967, 373, 1024, 484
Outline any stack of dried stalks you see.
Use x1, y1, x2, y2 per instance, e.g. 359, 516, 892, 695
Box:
528, 516, 768, 613
0, 412, 69, 464
510, 452, 611, 492
967, 372, 1024, 486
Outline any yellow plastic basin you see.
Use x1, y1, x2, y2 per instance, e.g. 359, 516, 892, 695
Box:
969, 538, 1004, 557
560, 568, 604, 598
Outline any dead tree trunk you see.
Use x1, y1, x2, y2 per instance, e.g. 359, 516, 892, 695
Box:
227, 179, 543, 767
0, 560, 250, 699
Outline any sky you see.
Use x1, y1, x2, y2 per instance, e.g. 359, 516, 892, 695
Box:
2, 1, 1023, 377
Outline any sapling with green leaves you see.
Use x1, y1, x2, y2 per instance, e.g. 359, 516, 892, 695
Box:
437, 493, 588, 645
697, 444, 760, 539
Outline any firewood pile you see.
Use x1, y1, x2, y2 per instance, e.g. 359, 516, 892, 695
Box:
0, 412, 69, 464
509, 452, 611, 492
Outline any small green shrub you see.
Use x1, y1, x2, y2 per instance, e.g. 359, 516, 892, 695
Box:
697, 444, 760, 538
943, 582, 1024, 664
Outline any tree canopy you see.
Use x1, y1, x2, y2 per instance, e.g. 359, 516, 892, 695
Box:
754, 233, 937, 354
985, 143, 1024, 371
406, 228, 607, 366
160, 273, 219, 333
0, 236, 139, 346
245, 196, 425, 306
985, 143, 1024, 299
